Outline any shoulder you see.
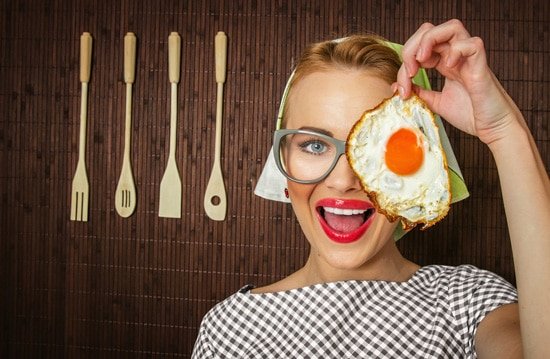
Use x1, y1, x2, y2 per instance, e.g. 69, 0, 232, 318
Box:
417, 264, 515, 289
201, 287, 250, 323
192, 288, 254, 357
417, 265, 518, 356
413, 264, 517, 316
441, 264, 517, 299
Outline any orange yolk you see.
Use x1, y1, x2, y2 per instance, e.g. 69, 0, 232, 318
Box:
385, 128, 424, 175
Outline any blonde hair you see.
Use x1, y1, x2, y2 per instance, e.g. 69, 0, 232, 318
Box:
283, 35, 401, 126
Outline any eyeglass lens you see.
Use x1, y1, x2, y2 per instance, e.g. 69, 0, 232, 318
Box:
279, 132, 338, 182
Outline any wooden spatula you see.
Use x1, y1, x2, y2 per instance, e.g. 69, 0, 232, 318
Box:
115, 32, 137, 217
204, 32, 228, 221
158, 32, 182, 218
70, 32, 92, 221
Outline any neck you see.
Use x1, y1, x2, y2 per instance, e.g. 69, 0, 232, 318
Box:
300, 240, 419, 285
250, 237, 420, 294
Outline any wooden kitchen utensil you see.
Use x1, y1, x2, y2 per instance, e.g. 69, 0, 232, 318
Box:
115, 32, 137, 217
158, 32, 182, 218
70, 32, 92, 221
204, 31, 228, 221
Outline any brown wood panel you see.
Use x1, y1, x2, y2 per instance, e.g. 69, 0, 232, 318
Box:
1, 0, 548, 357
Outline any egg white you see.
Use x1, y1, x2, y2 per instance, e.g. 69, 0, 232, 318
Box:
347, 94, 451, 229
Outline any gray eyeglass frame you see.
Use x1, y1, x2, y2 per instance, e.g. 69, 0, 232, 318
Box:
273, 129, 347, 184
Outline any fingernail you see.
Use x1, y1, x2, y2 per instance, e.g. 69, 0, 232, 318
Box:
416, 47, 424, 60
405, 64, 413, 78
398, 86, 405, 97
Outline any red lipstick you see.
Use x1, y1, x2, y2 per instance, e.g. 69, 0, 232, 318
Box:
316, 198, 375, 244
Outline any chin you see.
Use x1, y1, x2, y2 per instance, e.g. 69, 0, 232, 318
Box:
311, 216, 397, 273
321, 250, 375, 271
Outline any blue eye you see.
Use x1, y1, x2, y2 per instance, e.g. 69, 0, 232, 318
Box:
300, 140, 328, 155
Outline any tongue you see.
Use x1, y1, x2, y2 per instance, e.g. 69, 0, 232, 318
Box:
324, 212, 365, 233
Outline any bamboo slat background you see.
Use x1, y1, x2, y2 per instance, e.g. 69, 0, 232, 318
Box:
0, 0, 548, 357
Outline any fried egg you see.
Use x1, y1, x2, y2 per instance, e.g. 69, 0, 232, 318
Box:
346, 93, 451, 230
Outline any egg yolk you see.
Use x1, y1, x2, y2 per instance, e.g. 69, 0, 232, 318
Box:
385, 128, 424, 175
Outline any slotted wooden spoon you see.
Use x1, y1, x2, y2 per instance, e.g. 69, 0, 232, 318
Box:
158, 32, 182, 218
115, 32, 137, 217
204, 32, 228, 221
70, 32, 92, 221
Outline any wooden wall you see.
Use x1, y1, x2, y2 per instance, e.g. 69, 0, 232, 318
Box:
1, 0, 548, 357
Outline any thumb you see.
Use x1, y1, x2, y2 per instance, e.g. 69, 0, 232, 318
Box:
413, 84, 476, 136
392, 81, 442, 113
413, 85, 442, 114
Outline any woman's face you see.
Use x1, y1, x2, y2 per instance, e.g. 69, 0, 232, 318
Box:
285, 68, 398, 272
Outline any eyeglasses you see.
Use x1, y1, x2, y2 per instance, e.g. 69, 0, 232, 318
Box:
273, 129, 347, 184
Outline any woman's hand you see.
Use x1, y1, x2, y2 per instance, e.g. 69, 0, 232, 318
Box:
397, 19, 550, 358
395, 19, 521, 145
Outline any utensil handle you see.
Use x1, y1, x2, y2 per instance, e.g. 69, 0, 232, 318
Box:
124, 32, 137, 84
215, 32, 227, 84
78, 83, 88, 162
168, 32, 181, 84
214, 84, 223, 163
78, 32, 92, 162
169, 83, 178, 159
80, 32, 92, 83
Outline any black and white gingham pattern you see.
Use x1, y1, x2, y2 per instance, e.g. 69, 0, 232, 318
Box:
192, 265, 517, 358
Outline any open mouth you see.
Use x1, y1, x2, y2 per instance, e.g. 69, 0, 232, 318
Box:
315, 200, 376, 244
318, 207, 375, 232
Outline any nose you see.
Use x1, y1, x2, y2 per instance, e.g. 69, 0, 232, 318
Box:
323, 155, 363, 193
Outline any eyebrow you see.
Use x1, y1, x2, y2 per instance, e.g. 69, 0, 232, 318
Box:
298, 126, 334, 137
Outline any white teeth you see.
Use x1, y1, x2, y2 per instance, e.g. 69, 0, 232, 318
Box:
323, 207, 368, 216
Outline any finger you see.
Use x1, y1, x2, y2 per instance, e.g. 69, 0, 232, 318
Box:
397, 54, 440, 99
398, 20, 469, 99
401, 22, 435, 78
413, 85, 442, 114
416, 19, 471, 63
390, 82, 399, 93
417, 51, 442, 70
396, 50, 440, 99
394, 80, 443, 113
398, 22, 437, 98
396, 64, 411, 98
444, 36, 487, 69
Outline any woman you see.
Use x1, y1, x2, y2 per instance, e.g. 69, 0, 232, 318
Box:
192, 20, 549, 358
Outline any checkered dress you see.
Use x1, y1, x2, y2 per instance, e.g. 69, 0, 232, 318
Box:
192, 265, 517, 358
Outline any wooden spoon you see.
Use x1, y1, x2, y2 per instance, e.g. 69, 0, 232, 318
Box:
115, 32, 137, 217
204, 31, 228, 221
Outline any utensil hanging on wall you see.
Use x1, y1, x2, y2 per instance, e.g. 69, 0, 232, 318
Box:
70, 32, 92, 221
158, 32, 183, 218
204, 31, 228, 221
115, 32, 138, 217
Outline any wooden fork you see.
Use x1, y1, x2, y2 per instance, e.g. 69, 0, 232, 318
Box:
70, 32, 92, 221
